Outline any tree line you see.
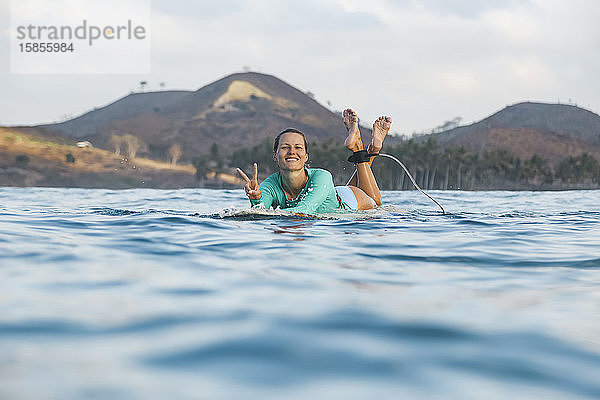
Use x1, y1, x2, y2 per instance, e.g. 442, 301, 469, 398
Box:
107, 132, 599, 189
228, 137, 600, 190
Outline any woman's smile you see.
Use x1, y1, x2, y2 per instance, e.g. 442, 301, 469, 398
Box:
275, 132, 308, 170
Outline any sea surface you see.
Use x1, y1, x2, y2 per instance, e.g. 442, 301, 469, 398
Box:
0, 187, 599, 399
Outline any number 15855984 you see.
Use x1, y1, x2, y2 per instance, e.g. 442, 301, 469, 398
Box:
18, 42, 74, 52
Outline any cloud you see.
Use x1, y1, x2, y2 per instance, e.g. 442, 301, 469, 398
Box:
1, 0, 599, 133
416, 0, 530, 19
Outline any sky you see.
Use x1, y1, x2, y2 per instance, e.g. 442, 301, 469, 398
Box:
1, 0, 599, 136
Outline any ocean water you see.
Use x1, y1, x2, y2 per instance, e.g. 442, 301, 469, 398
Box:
0, 187, 599, 400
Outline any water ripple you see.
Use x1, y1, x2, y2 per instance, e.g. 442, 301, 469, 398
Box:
1, 188, 599, 399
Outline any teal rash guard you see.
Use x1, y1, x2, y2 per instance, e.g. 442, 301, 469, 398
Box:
249, 168, 352, 214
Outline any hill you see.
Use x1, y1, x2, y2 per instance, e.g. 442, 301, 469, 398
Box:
32, 72, 352, 162
3, 72, 600, 190
2, 72, 363, 189
39, 90, 191, 139
0, 128, 240, 189
430, 102, 600, 166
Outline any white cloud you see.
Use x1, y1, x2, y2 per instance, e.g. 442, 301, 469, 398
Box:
1, 0, 598, 133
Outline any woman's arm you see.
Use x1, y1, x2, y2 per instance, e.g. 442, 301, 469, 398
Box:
250, 182, 274, 209
237, 163, 275, 209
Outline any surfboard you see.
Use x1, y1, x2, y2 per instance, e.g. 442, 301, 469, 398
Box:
201, 206, 406, 221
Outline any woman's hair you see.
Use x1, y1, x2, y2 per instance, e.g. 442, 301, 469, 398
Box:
273, 128, 309, 153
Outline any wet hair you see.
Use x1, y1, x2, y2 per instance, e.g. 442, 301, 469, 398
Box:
273, 128, 309, 153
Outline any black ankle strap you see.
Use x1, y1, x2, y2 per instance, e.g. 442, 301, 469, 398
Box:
347, 150, 378, 164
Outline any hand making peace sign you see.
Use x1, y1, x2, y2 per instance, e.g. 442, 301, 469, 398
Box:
236, 163, 262, 200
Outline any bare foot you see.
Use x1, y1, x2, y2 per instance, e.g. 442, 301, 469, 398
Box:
343, 108, 363, 152
367, 115, 392, 154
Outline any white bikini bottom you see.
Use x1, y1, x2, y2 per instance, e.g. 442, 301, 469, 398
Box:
335, 185, 358, 210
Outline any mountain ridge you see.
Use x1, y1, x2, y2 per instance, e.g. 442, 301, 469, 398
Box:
2, 72, 599, 189
37, 90, 192, 138
31, 72, 352, 161
427, 101, 600, 166
22, 73, 600, 169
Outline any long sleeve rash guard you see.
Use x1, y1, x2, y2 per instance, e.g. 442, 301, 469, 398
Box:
249, 168, 351, 214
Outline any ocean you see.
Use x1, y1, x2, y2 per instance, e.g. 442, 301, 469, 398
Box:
1, 187, 599, 399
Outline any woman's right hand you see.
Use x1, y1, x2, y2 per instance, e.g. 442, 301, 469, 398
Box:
236, 163, 262, 200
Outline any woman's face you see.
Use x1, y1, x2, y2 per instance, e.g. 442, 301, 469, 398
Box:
274, 132, 308, 171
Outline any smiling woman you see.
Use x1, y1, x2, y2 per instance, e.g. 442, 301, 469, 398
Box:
236, 108, 392, 215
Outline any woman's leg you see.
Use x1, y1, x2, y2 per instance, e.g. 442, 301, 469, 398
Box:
343, 109, 391, 208
347, 115, 392, 186
353, 162, 382, 206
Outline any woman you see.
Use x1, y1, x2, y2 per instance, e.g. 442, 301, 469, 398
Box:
236, 108, 392, 214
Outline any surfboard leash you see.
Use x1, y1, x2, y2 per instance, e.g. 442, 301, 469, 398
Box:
346, 152, 446, 214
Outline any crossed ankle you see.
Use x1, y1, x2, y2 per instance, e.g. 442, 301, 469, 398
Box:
367, 145, 381, 154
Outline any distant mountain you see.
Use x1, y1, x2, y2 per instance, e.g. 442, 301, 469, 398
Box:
430, 102, 600, 166
6, 72, 600, 190
33, 72, 350, 161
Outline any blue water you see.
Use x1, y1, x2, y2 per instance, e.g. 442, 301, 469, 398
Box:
1, 187, 599, 399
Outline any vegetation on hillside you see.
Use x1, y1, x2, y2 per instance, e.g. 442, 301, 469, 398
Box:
3, 124, 598, 190
0, 128, 204, 188
231, 137, 599, 190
